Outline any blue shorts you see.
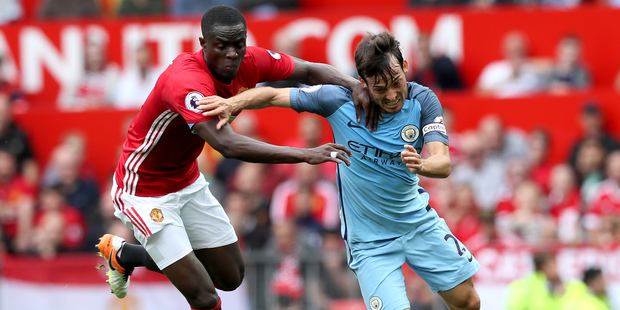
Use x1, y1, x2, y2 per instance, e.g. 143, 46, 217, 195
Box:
346, 207, 480, 310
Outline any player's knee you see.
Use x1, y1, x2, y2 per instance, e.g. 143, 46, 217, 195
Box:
447, 289, 480, 310
216, 264, 244, 291
461, 292, 480, 310
468, 295, 481, 310
186, 288, 219, 309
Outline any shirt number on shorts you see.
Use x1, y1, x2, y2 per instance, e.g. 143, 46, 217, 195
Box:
444, 234, 473, 262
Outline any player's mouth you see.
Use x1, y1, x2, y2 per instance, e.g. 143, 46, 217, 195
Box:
222, 64, 238, 73
384, 98, 400, 107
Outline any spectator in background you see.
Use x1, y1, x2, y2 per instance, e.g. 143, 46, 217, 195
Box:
442, 183, 481, 245
574, 138, 606, 204
451, 130, 505, 210
42, 132, 94, 188
410, 32, 463, 91
224, 190, 271, 251
39, 0, 102, 19
238, 0, 299, 13
0, 93, 37, 185
496, 181, 556, 245
49, 143, 100, 251
308, 229, 361, 310
560, 268, 611, 310
60, 38, 119, 111
476, 31, 542, 98
0, 149, 36, 254
543, 35, 590, 95
568, 102, 620, 169
466, 210, 523, 253
270, 163, 340, 247
477, 114, 529, 164
269, 220, 307, 310
113, 44, 160, 110
229, 162, 279, 205
584, 151, 620, 245
117, 0, 164, 16
547, 164, 582, 244
528, 129, 553, 193
170, 0, 238, 16
32, 185, 87, 259
495, 158, 530, 214
504, 252, 566, 310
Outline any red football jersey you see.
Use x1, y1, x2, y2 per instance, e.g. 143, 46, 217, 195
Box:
115, 47, 295, 197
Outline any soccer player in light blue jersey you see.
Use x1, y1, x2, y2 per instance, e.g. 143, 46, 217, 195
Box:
199, 32, 481, 310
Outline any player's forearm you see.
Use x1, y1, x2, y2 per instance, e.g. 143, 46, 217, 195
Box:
218, 134, 307, 163
231, 87, 291, 111
295, 60, 359, 90
418, 154, 451, 178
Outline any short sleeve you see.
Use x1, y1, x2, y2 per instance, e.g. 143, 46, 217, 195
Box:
417, 89, 449, 146
290, 85, 350, 118
162, 73, 217, 128
248, 46, 295, 83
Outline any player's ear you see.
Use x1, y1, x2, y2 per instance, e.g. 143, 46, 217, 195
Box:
199, 37, 206, 47
358, 76, 368, 89
403, 59, 409, 75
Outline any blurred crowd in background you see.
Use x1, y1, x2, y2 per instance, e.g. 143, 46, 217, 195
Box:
0, 1, 620, 310
2, 0, 620, 24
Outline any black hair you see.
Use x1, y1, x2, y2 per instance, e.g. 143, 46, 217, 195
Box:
201, 5, 247, 38
354, 32, 404, 84
533, 252, 555, 272
583, 268, 602, 285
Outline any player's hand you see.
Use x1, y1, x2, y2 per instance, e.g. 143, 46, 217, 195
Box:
305, 143, 352, 166
352, 82, 381, 132
198, 96, 237, 130
401, 144, 422, 174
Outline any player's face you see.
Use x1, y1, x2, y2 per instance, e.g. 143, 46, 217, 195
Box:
200, 23, 247, 84
360, 58, 409, 114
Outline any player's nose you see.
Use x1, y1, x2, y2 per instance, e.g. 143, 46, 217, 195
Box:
386, 89, 397, 101
226, 47, 239, 59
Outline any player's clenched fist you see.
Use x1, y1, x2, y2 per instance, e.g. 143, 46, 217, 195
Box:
401, 144, 422, 174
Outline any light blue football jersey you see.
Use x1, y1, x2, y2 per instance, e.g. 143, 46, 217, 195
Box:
290, 82, 449, 244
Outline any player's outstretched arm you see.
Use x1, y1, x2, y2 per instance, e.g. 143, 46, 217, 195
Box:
198, 87, 291, 130
193, 118, 352, 166
288, 58, 379, 131
401, 142, 451, 178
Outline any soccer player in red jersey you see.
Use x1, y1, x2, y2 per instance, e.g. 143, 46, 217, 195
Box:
96, 5, 367, 310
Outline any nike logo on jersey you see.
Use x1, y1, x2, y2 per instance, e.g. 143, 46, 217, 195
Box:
347, 120, 366, 129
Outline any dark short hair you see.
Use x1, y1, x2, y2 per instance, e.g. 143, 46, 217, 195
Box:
583, 267, 602, 285
201, 5, 246, 37
533, 252, 554, 272
354, 32, 404, 84
582, 101, 601, 115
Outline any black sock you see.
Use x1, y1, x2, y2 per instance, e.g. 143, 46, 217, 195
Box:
118, 243, 162, 274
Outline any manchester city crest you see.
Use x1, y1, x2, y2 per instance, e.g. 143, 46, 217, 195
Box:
370, 296, 383, 310
400, 124, 419, 142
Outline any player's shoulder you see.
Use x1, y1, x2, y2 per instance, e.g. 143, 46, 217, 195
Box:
299, 84, 351, 100
166, 53, 213, 90
407, 82, 435, 101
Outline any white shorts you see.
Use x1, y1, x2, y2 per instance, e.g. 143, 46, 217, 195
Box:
110, 174, 237, 269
